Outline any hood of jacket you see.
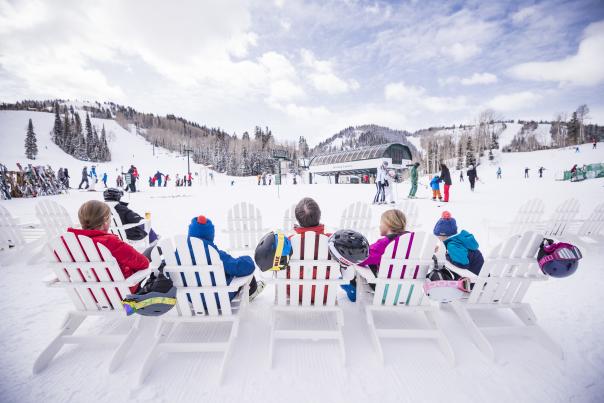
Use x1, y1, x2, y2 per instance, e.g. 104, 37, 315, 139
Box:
443, 230, 479, 251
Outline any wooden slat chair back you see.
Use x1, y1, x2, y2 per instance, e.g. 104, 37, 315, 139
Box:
508, 198, 545, 236
355, 232, 454, 364
543, 198, 580, 237
138, 235, 252, 384
451, 231, 564, 361
576, 202, 604, 239
339, 201, 373, 239
270, 231, 349, 367
33, 232, 150, 374
394, 199, 420, 229
106, 202, 149, 251
224, 202, 266, 252
35, 199, 74, 239
282, 203, 297, 232
0, 204, 25, 252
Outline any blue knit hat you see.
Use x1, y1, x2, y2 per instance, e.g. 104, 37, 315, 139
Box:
188, 215, 215, 242
433, 211, 457, 236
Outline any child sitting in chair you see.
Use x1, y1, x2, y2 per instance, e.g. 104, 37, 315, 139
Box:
433, 211, 484, 276
187, 215, 264, 301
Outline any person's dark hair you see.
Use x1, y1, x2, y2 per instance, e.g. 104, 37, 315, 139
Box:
295, 197, 321, 228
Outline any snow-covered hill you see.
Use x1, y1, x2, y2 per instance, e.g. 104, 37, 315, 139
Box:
0, 110, 226, 186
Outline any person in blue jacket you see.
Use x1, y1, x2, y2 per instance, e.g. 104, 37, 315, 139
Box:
433, 211, 484, 275
186, 215, 264, 301
430, 175, 442, 201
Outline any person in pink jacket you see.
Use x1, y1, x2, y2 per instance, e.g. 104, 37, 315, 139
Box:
357, 209, 409, 291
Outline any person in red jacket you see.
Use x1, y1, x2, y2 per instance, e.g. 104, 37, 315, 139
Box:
68, 200, 150, 292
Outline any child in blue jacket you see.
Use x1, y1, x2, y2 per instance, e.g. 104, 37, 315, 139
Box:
186, 215, 263, 301
430, 175, 442, 201
433, 211, 484, 275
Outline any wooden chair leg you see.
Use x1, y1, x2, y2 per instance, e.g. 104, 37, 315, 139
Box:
33, 312, 85, 374
218, 319, 239, 383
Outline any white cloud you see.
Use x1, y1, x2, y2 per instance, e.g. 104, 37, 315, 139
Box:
508, 20, 604, 86
487, 91, 542, 111
440, 72, 498, 86
385, 81, 467, 112
511, 5, 541, 24
300, 49, 359, 94
280, 19, 291, 31
441, 42, 480, 62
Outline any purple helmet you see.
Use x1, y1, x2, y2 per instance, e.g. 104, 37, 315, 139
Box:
537, 240, 582, 278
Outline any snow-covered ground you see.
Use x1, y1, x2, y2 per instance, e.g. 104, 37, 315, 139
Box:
1, 110, 604, 403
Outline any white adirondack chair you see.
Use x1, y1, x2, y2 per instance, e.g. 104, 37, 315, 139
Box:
282, 203, 297, 231
541, 198, 581, 237
0, 204, 25, 253
33, 232, 152, 374
450, 231, 564, 361
487, 198, 545, 246
139, 235, 252, 384
35, 199, 74, 238
223, 202, 267, 253
340, 201, 374, 239
270, 231, 352, 367
394, 199, 420, 229
106, 202, 150, 251
355, 231, 454, 365
573, 202, 604, 245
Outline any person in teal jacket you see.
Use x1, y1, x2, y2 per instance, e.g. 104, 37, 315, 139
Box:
433, 211, 484, 275
408, 162, 420, 198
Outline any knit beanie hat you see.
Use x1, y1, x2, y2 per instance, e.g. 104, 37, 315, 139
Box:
433, 211, 458, 237
188, 215, 215, 242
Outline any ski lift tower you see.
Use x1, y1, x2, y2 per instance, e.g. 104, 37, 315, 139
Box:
272, 149, 290, 197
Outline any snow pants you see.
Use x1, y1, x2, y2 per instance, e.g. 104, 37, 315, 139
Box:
432, 189, 442, 200
409, 181, 418, 197
373, 182, 385, 203
443, 184, 450, 202
469, 178, 475, 191
78, 178, 89, 189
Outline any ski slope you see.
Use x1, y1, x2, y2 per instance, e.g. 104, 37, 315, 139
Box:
1, 109, 604, 403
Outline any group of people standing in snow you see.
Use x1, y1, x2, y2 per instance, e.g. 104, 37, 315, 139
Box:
405, 162, 478, 203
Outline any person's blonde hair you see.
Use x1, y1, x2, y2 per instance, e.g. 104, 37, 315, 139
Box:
380, 209, 407, 234
78, 200, 111, 230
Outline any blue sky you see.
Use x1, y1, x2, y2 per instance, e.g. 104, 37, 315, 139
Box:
1, 0, 603, 145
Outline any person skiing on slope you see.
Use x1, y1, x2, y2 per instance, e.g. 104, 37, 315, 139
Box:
496, 167, 502, 179
408, 162, 420, 198
467, 165, 478, 191
78, 166, 89, 190
593, 138, 597, 149
102, 172, 108, 188
538, 167, 545, 178
524, 167, 530, 178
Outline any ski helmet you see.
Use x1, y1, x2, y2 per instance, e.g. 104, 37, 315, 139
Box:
537, 239, 581, 278
254, 231, 293, 272
121, 259, 177, 316
103, 187, 123, 202
328, 230, 369, 267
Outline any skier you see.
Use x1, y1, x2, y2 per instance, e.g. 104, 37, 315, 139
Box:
164, 174, 169, 187
430, 175, 442, 201
593, 138, 597, 149
570, 164, 578, 181
116, 174, 123, 188
467, 165, 478, 191
496, 167, 502, 179
373, 162, 387, 204
188, 172, 192, 186
155, 171, 163, 187
90, 165, 98, 183
78, 166, 89, 190
383, 167, 395, 204
209, 172, 214, 183
538, 166, 545, 178
262, 173, 266, 186
268, 173, 273, 186
459, 171, 464, 182
575, 146, 580, 153
126, 165, 137, 192
408, 162, 420, 198
57, 168, 64, 184
439, 163, 452, 202
102, 172, 108, 188
524, 167, 530, 178
63, 168, 70, 188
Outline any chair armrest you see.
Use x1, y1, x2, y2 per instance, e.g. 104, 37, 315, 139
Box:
115, 219, 150, 231
228, 274, 254, 290
124, 268, 154, 285
354, 265, 377, 283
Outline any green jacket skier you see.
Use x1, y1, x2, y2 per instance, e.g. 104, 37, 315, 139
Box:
408, 162, 420, 198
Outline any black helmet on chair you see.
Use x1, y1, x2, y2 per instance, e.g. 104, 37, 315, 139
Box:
328, 230, 369, 267
121, 260, 177, 316
103, 187, 123, 202
254, 231, 293, 272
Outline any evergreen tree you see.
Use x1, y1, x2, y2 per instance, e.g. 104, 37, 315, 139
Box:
25, 118, 38, 159
52, 102, 63, 146
85, 113, 94, 158
91, 126, 100, 161
75, 130, 87, 160
465, 137, 475, 167
62, 109, 71, 152
100, 125, 110, 161
455, 139, 463, 170
567, 112, 579, 144
73, 112, 83, 155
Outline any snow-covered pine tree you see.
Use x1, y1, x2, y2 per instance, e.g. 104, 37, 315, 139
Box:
455, 138, 463, 170
91, 126, 100, 161
72, 112, 83, 156
62, 109, 71, 152
465, 136, 475, 167
100, 125, 110, 161
85, 113, 94, 159
52, 102, 63, 147
25, 118, 38, 159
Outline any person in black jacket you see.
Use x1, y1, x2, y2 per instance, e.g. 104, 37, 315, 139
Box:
103, 188, 158, 243
467, 165, 478, 191
439, 163, 452, 202
78, 166, 89, 189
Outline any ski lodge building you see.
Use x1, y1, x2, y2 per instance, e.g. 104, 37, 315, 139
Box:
307, 142, 413, 184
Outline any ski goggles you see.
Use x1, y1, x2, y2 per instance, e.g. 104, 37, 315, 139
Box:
423, 278, 471, 303
121, 297, 177, 316
270, 232, 292, 271
538, 244, 582, 269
